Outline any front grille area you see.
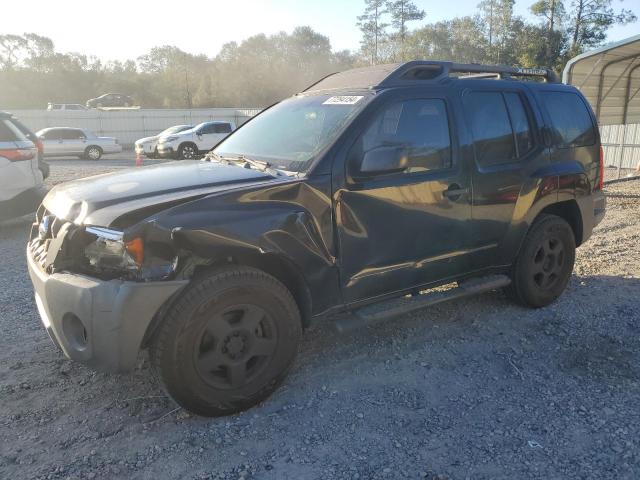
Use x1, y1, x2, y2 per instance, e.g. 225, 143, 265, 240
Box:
28, 205, 71, 273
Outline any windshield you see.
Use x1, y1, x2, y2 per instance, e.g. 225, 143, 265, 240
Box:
161, 125, 192, 136
214, 93, 371, 173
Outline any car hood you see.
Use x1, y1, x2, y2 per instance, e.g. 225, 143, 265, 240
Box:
135, 136, 158, 145
43, 160, 275, 227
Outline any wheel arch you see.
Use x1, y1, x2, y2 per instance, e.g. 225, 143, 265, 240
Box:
141, 250, 313, 349
537, 200, 584, 246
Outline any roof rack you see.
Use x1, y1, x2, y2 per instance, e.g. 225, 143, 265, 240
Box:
303, 61, 560, 93
383, 61, 560, 85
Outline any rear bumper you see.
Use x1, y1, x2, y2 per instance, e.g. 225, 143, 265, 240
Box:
577, 190, 606, 245
103, 144, 123, 155
0, 185, 47, 222
27, 249, 188, 372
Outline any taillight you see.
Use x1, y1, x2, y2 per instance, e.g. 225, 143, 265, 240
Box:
0, 147, 36, 162
34, 139, 44, 155
596, 146, 604, 191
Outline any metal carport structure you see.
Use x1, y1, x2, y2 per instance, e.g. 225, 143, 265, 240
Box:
563, 34, 640, 176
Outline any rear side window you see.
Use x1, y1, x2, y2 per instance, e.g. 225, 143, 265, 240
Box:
0, 119, 27, 142
359, 98, 452, 173
466, 92, 516, 166
504, 93, 533, 156
540, 92, 595, 147
59, 129, 85, 140
213, 123, 232, 133
466, 91, 534, 166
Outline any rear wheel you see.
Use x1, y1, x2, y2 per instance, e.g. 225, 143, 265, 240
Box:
84, 146, 102, 161
178, 143, 198, 160
150, 266, 302, 417
506, 214, 575, 308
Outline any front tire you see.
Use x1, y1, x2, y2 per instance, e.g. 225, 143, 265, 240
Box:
177, 143, 198, 160
507, 214, 576, 308
84, 146, 102, 161
151, 266, 302, 417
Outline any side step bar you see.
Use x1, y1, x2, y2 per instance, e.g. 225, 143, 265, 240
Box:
335, 274, 511, 333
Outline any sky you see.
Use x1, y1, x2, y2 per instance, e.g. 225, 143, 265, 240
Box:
4, 0, 640, 62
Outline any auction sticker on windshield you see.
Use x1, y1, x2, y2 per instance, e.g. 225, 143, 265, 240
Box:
323, 96, 364, 105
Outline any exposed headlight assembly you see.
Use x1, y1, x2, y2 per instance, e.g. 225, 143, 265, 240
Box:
84, 226, 178, 280
84, 227, 140, 273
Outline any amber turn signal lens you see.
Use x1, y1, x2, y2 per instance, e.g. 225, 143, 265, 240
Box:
125, 237, 144, 265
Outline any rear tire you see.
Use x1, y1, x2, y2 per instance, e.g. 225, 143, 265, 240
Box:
506, 214, 575, 308
150, 266, 302, 417
84, 146, 102, 161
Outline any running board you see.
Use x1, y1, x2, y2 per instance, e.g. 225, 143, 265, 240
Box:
335, 275, 511, 333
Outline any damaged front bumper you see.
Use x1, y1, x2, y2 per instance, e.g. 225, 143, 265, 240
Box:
27, 248, 188, 373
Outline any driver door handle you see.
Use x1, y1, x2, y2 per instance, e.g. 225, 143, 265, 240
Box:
443, 185, 469, 200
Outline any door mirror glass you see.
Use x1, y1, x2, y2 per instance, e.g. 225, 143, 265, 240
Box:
359, 145, 408, 176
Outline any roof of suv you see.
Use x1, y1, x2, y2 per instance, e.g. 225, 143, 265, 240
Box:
303, 61, 560, 94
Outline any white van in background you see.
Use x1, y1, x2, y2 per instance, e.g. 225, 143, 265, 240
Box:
0, 112, 46, 222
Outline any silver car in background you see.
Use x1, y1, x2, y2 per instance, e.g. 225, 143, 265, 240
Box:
36, 128, 122, 160
135, 125, 193, 158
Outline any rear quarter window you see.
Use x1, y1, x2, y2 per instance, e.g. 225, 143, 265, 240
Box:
540, 91, 596, 148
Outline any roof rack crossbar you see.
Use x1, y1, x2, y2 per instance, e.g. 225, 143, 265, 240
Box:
447, 62, 559, 83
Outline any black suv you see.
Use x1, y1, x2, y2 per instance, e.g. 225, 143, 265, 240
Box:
27, 62, 605, 416
86, 93, 134, 108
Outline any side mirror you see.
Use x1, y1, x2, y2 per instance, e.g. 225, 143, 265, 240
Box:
359, 145, 408, 176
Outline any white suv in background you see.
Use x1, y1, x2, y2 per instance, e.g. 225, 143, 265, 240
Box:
157, 121, 235, 159
135, 125, 193, 158
0, 112, 46, 222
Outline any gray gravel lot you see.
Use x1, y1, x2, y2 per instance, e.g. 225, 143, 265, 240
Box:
1, 157, 639, 480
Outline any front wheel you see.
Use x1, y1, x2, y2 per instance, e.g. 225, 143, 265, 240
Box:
150, 266, 302, 417
177, 143, 197, 160
506, 214, 576, 308
84, 146, 102, 161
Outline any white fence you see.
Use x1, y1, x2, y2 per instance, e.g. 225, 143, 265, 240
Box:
10, 108, 262, 147
600, 123, 640, 171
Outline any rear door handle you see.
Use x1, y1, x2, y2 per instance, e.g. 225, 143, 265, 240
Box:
443, 185, 469, 200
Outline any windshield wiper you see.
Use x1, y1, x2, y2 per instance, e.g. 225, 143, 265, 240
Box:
205, 151, 285, 177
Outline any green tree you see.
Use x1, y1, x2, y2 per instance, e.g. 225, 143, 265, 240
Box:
568, 0, 636, 54
386, 0, 425, 60
531, 0, 566, 60
357, 0, 389, 64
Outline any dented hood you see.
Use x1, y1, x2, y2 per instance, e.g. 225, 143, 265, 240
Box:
43, 160, 275, 227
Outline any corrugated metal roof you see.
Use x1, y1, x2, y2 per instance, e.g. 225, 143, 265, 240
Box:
563, 34, 640, 125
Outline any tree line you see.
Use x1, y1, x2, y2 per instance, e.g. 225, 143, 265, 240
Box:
358, 0, 635, 71
0, 0, 635, 110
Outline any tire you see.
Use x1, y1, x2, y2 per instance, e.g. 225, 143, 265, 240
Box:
150, 266, 302, 417
506, 214, 576, 308
84, 146, 102, 161
177, 143, 198, 160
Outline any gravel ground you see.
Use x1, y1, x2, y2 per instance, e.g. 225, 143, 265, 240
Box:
1, 159, 639, 480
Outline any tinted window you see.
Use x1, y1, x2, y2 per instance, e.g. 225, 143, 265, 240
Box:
0, 119, 27, 142
199, 123, 216, 134
466, 91, 516, 166
43, 129, 62, 140
504, 92, 533, 156
540, 92, 595, 147
213, 123, 232, 134
360, 98, 452, 173
60, 129, 85, 140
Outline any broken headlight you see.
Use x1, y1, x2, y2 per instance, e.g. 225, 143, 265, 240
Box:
84, 226, 178, 280
84, 227, 139, 273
